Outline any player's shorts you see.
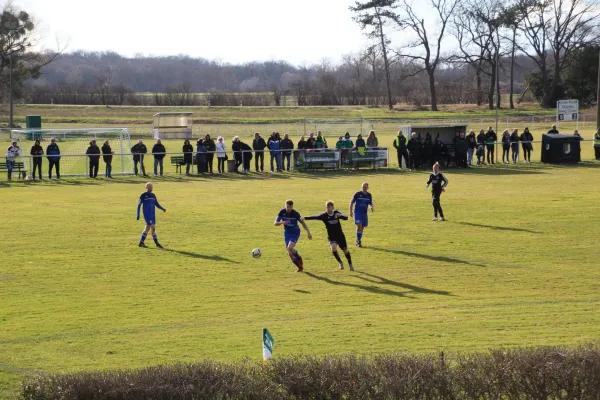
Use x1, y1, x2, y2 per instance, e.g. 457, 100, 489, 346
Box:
284, 231, 300, 246
431, 190, 442, 202
329, 234, 348, 250
144, 218, 155, 226
354, 212, 368, 227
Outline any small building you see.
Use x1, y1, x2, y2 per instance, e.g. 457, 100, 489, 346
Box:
152, 112, 193, 139
541, 134, 580, 163
400, 124, 468, 144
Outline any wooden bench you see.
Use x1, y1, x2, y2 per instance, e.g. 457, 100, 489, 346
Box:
347, 150, 382, 169
0, 161, 26, 179
170, 156, 186, 174
302, 150, 340, 170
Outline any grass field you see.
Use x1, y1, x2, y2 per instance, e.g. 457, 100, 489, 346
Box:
2, 159, 600, 398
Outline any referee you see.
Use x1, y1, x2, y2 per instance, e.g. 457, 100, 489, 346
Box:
425, 162, 449, 221
305, 201, 354, 271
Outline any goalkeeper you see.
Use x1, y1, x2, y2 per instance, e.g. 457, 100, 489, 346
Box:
136, 182, 166, 248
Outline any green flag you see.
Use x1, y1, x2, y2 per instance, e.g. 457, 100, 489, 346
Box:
262, 328, 274, 360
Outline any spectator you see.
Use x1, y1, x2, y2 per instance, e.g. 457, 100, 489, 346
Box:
267, 132, 282, 172
296, 135, 306, 166
520, 127, 534, 164
355, 134, 366, 151
216, 136, 228, 173
305, 133, 316, 149
476, 144, 485, 165
466, 130, 476, 166
46, 137, 61, 179
30, 139, 43, 180
101, 140, 113, 178
425, 133, 434, 167
315, 131, 327, 149
594, 128, 600, 160
86, 140, 101, 178
252, 132, 267, 172
407, 132, 421, 171
432, 138, 446, 166
573, 129, 584, 141
204, 134, 216, 173
196, 138, 207, 174
366, 130, 378, 147
280, 133, 294, 171
232, 136, 243, 172
131, 139, 147, 176
547, 124, 559, 134
476, 129, 487, 159
485, 126, 497, 164
340, 132, 354, 165
420, 137, 428, 168
241, 140, 253, 172
152, 138, 166, 176
501, 130, 511, 164
5, 140, 20, 181
182, 139, 194, 175
510, 128, 520, 163
455, 132, 469, 168
393, 131, 408, 169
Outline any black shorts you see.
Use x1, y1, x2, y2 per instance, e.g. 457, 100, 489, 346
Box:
432, 190, 442, 202
328, 235, 348, 250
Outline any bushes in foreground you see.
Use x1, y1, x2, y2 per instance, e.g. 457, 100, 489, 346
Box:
21, 344, 600, 399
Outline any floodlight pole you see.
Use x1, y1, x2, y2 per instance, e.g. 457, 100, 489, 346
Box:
9, 53, 13, 128
596, 48, 600, 129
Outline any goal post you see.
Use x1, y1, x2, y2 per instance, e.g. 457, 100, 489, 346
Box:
305, 119, 372, 145
10, 128, 134, 177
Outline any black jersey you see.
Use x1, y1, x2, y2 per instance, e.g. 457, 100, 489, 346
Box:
426, 173, 448, 192
305, 210, 348, 240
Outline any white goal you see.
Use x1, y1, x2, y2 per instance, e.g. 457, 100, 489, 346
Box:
10, 128, 134, 177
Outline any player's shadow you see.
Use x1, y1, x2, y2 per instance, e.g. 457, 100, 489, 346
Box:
368, 247, 486, 268
353, 271, 453, 296
304, 271, 413, 298
453, 221, 541, 234
162, 248, 240, 263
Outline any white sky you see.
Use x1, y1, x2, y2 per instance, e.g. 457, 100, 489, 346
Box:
15, 0, 387, 65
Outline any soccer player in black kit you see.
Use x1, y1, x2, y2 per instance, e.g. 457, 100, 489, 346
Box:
426, 162, 449, 221
305, 201, 354, 271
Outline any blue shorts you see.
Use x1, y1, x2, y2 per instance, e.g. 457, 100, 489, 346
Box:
284, 231, 300, 246
144, 218, 156, 226
354, 212, 368, 227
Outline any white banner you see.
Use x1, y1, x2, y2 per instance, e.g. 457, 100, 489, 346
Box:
557, 100, 579, 122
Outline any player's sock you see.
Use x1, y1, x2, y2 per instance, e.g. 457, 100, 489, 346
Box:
344, 252, 352, 264
356, 230, 363, 243
139, 232, 147, 244
152, 234, 159, 244
332, 251, 342, 263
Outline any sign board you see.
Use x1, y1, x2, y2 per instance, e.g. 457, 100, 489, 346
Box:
557, 100, 579, 123
298, 149, 341, 170
262, 328, 274, 360
347, 148, 389, 168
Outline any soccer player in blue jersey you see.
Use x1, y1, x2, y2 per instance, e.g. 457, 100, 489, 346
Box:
349, 182, 373, 247
275, 199, 312, 272
136, 182, 167, 248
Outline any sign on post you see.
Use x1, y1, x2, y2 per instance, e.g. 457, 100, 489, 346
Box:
262, 328, 274, 360
557, 100, 579, 128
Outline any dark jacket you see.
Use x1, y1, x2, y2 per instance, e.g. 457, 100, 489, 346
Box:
393, 135, 407, 152
280, 138, 294, 153
467, 134, 477, 149
407, 138, 420, 155
204, 138, 216, 153
520, 131, 534, 150
232, 141, 242, 161
485, 130, 497, 147
355, 138, 366, 148
455, 137, 469, 154
131, 143, 147, 162
46, 143, 61, 161
510, 132, 520, 149
253, 137, 267, 151
305, 138, 315, 149
183, 143, 194, 163
547, 128, 559, 134
241, 142, 253, 160
30, 144, 44, 157
476, 132, 487, 146
101, 144, 113, 163
501, 134, 511, 149
152, 143, 166, 160
432, 141, 446, 161
86, 144, 101, 162
297, 139, 307, 150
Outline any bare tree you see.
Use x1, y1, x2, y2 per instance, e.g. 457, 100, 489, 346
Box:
394, 0, 459, 111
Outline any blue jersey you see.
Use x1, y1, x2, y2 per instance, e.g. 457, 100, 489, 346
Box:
275, 209, 303, 235
137, 192, 165, 223
351, 191, 372, 214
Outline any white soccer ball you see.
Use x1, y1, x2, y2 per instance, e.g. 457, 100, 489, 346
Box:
252, 248, 262, 258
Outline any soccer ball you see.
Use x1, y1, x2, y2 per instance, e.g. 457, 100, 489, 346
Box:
251, 248, 262, 258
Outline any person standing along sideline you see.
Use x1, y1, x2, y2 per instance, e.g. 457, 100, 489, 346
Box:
305, 201, 354, 271
466, 130, 476, 166
296, 135, 306, 166
501, 130, 511, 164
393, 131, 409, 169
455, 132, 469, 168
182, 139, 194, 175
594, 128, 600, 160
349, 182, 373, 248
30, 139, 43, 180
46, 137, 61, 179
520, 127, 534, 163
366, 130, 378, 148
267, 132, 281, 172
102, 140, 113, 178
5, 140, 20, 181
86, 140, 101, 178
407, 132, 420, 171
204, 134, 216, 173
195, 138, 207, 174
215, 136, 227, 173
252, 132, 267, 172
547, 124, 559, 134
136, 182, 166, 248
280, 133, 294, 171
240, 140, 253, 173
232, 136, 243, 172
510, 129, 520, 163
152, 139, 166, 176
485, 126, 497, 164
315, 131, 327, 149
426, 162, 449, 221
476, 129, 487, 164
131, 139, 147, 176
274, 199, 313, 272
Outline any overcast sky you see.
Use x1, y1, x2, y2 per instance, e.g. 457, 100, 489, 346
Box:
15, 0, 390, 65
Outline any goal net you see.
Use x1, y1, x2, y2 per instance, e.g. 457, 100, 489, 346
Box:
10, 128, 134, 177
304, 119, 372, 144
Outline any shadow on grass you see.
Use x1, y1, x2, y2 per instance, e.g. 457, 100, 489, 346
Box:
354, 271, 453, 296
453, 221, 541, 234
161, 248, 240, 264
368, 246, 486, 268
304, 271, 413, 298
293, 289, 311, 294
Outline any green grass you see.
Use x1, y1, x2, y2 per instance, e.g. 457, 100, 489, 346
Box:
1, 158, 600, 398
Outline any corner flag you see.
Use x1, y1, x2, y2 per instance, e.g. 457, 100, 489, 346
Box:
262, 328, 274, 360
